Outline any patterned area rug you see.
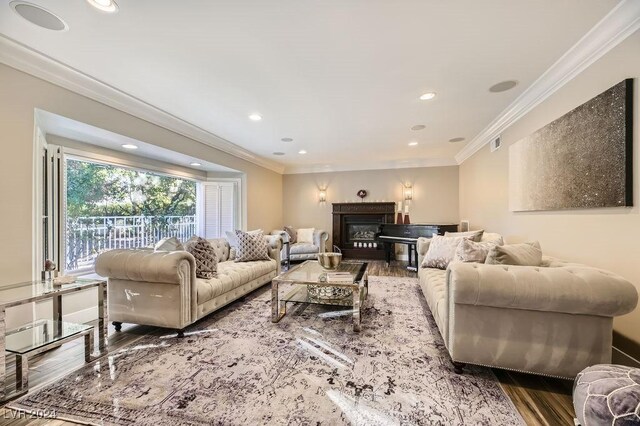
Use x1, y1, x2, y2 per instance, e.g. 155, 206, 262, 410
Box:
10, 276, 524, 425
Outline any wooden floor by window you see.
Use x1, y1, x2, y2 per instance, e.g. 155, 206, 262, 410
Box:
0, 260, 575, 426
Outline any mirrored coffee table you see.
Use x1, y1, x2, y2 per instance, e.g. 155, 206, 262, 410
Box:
271, 260, 368, 331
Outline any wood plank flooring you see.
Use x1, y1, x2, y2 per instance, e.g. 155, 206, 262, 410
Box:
0, 260, 575, 425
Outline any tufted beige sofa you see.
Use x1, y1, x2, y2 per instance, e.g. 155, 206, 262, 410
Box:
417, 235, 638, 379
96, 236, 282, 333
271, 229, 329, 262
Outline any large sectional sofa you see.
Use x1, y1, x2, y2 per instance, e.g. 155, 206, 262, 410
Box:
417, 233, 638, 378
95, 235, 282, 333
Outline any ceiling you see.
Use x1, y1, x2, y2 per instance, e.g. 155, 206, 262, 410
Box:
0, 0, 620, 173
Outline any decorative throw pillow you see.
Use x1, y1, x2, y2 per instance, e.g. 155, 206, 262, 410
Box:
184, 236, 217, 279
283, 226, 297, 244
454, 239, 497, 263
225, 229, 262, 247
154, 237, 184, 252
422, 235, 472, 270
444, 229, 484, 242
297, 228, 315, 244
485, 241, 542, 266
234, 230, 270, 262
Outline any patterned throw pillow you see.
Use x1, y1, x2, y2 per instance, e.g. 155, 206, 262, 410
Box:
154, 237, 184, 252
454, 239, 497, 263
234, 230, 270, 262
283, 226, 297, 244
421, 235, 472, 270
184, 237, 218, 279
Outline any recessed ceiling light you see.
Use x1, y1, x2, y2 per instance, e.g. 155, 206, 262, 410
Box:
190, 162, 202, 166
249, 113, 262, 121
408, 141, 418, 146
273, 152, 285, 156
449, 137, 466, 143
121, 144, 138, 150
281, 138, 293, 142
411, 125, 426, 131
298, 150, 307, 155
10, 1, 69, 31
419, 92, 436, 100
86, 0, 118, 13
489, 80, 518, 93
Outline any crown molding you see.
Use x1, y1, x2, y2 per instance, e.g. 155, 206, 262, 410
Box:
283, 157, 458, 175
0, 35, 285, 174
455, 0, 640, 164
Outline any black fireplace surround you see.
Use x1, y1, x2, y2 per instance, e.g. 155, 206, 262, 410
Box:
332, 202, 395, 260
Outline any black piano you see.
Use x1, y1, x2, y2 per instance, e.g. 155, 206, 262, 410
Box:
376, 223, 458, 271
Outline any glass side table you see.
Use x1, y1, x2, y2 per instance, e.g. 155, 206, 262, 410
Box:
0, 278, 108, 401
6, 320, 94, 396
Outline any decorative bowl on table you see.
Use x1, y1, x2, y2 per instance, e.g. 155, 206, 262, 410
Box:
317, 252, 342, 270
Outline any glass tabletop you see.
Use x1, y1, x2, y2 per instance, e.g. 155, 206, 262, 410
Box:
0, 279, 104, 308
6, 320, 93, 355
275, 260, 367, 286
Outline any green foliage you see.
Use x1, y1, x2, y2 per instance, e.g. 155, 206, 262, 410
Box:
66, 159, 196, 218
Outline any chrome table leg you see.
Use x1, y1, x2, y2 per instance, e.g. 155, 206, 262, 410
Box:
97, 282, 108, 355
271, 280, 286, 323
15, 355, 28, 391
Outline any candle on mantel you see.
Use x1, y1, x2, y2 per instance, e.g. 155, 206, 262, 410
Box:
404, 205, 409, 213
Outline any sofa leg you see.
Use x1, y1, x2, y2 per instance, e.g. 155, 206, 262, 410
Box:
452, 361, 465, 374
113, 322, 122, 332
177, 329, 185, 338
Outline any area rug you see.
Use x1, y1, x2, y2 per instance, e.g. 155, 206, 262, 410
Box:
9, 276, 524, 425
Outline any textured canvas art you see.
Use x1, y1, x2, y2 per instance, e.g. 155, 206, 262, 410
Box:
509, 79, 633, 212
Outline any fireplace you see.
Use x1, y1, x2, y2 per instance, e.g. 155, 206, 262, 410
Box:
332, 202, 396, 259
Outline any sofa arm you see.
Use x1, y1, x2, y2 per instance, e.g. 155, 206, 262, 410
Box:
271, 230, 289, 243
314, 230, 329, 252
95, 249, 196, 285
448, 262, 638, 317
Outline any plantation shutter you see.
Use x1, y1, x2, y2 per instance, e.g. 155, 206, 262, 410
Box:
219, 183, 235, 236
202, 182, 237, 238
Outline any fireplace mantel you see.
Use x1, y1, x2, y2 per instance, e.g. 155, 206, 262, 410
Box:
332, 202, 396, 259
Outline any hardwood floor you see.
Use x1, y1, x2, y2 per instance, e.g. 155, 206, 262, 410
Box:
0, 260, 575, 425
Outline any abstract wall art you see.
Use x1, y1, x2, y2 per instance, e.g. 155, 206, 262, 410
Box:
509, 79, 633, 212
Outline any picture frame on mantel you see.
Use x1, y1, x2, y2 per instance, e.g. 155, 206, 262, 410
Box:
509, 79, 633, 212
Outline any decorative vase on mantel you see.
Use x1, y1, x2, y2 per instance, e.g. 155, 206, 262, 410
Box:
396, 210, 403, 224
403, 214, 411, 224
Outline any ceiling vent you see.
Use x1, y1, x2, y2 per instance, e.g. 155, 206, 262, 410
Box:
490, 135, 502, 152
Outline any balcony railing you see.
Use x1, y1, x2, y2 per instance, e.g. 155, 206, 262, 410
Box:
65, 215, 197, 272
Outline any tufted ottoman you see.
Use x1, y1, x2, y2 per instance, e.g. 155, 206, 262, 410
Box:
573, 364, 640, 425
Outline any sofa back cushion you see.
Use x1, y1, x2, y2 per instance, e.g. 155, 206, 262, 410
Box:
485, 241, 542, 266
206, 238, 231, 263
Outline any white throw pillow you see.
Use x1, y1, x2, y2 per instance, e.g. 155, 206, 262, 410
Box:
421, 235, 472, 270
154, 237, 184, 252
297, 228, 315, 244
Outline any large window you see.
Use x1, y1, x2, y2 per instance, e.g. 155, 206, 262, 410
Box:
64, 158, 197, 273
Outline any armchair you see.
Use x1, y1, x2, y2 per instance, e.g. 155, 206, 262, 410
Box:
271, 228, 328, 263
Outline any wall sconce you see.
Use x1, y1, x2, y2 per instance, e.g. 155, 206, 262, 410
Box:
319, 189, 327, 203
403, 184, 413, 201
